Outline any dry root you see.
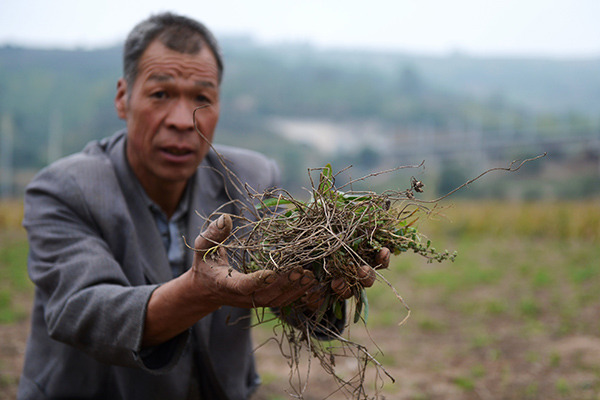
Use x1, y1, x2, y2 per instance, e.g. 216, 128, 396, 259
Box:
191, 105, 546, 399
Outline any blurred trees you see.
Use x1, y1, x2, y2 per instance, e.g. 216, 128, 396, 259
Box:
1, 38, 599, 198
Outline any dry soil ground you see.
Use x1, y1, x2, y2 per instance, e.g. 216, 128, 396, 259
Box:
2, 202, 600, 399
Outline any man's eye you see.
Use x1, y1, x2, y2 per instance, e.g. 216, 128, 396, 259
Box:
151, 91, 167, 99
196, 95, 211, 105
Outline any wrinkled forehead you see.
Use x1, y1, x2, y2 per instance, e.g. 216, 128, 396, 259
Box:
135, 40, 219, 86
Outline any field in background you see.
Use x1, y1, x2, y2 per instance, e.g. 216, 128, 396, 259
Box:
253, 200, 600, 399
1, 199, 599, 399
0, 199, 30, 397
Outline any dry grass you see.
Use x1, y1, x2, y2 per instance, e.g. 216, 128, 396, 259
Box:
422, 200, 600, 241
0, 200, 24, 231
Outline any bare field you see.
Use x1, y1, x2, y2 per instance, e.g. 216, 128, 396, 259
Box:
253, 236, 600, 399
1, 200, 599, 399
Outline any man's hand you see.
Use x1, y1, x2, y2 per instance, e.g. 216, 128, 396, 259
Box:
300, 247, 391, 312
190, 214, 319, 309
142, 214, 319, 347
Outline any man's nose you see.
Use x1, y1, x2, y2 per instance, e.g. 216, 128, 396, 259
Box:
165, 99, 195, 131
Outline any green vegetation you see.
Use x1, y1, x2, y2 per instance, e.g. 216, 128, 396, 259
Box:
0, 232, 30, 324
252, 199, 600, 399
453, 376, 475, 391
0, 200, 30, 324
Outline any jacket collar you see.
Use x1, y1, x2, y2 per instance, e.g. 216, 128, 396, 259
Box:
106, 131, 173, 284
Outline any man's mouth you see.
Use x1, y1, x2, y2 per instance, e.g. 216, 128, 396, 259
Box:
163, 147, 192, 156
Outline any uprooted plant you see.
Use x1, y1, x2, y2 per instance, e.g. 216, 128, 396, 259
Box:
190, 105, 546, 399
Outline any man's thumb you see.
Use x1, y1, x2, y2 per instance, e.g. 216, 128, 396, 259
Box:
194, 214, 232, 253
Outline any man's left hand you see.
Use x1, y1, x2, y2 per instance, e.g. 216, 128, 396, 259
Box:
300, 247, 391, 312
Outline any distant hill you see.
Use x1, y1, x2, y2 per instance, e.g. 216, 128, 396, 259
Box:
219, 37, 600, 116
1, 37, 599, 197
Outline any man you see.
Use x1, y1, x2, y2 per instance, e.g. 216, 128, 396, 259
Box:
18, 12, 387, 400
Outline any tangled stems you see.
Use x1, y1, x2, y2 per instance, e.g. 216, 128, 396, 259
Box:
209, 164, 457, 398
191, 106, 546, 398
239, 163, 456, 276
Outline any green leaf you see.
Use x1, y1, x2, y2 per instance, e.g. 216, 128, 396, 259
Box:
311, 261, 324, 280
255, 197, 294, 210
354, 288, 370, 323
323, 163, 333, 180
351, 238, 363, 251
369, 239, 382, 251
332, 299, 344, 320
339, 192, 371, 203
361, 288, 369, 323
281, 305, 292, 317
314, 292, 331, 324
354, 297, 362, 323
318, 163, 334, 194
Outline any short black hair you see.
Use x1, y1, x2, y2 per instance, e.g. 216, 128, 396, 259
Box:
123, 12, 224, 88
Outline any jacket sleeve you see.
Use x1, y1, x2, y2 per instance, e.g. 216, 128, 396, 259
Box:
23, 160, 188, 373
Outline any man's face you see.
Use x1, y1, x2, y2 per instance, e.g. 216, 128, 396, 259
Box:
115, 40, 220, 191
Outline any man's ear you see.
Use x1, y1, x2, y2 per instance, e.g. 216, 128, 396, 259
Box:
115, 78, 128, 120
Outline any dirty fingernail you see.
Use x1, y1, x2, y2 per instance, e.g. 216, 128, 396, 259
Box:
289, 269, 302, 281
332, 280, 345, 291
264, 273, 277, 284
300, 275, 313, 285
217, 215, 225, 229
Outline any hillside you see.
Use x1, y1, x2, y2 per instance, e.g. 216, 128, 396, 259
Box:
0, 37, 599, 197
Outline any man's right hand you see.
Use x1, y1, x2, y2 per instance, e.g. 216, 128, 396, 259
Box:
190, 214, 319, 310
142, 214, 318, 347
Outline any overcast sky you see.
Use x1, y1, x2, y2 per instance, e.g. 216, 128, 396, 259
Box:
1, 0, 599, 57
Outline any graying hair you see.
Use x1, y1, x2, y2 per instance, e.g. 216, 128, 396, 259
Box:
123, 12, 224, 88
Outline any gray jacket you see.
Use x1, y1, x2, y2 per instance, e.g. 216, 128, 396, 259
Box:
18, 130, 280, 399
